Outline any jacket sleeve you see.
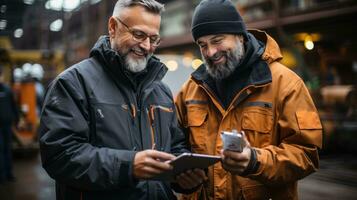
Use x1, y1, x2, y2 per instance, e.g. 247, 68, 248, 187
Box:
39, 74, 137, 190
248, 78, 322, 185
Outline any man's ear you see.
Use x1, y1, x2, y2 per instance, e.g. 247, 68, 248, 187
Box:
108, 17, 116, 37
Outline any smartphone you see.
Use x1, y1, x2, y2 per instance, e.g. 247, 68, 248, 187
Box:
220, 130, 245, 152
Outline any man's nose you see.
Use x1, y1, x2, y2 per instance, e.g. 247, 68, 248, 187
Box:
139, 37, 151, 51
206, 45, 218, 58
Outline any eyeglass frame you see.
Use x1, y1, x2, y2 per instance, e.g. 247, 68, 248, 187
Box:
113, 17, 161, 47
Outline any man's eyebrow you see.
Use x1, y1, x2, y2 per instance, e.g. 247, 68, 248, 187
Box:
210, 35, 224, 40
197, 34, 225, 44
197, 40, 204, 44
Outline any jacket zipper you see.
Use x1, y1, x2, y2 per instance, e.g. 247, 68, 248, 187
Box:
147, 105, 173, 150
147, 106, 156, 149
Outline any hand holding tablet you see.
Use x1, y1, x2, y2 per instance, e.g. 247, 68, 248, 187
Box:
152, 153, 221, 181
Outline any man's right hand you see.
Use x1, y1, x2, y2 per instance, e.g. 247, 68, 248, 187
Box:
133, 150, 175, 179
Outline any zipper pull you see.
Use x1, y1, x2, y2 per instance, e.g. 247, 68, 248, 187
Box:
130, 104, 136, 118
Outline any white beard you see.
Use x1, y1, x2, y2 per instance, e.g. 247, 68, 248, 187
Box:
112, 42, 151, 73
124, 55, 148, 73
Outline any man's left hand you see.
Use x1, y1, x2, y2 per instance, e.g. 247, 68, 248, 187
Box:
220, 146, 251, 175
175, 168, 207, 190
220, 135, 252, 175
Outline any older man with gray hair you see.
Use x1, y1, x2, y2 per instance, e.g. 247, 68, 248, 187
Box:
39, 1, 206, 199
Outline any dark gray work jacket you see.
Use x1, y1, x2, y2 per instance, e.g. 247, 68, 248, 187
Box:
39, 36, 188, 200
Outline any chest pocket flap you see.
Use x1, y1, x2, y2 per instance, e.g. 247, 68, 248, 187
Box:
186, 105, 207, 127
242, 108, 273, 133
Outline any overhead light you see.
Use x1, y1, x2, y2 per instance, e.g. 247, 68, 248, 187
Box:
0, 19, 7, 30
304, 35, 314, 50
45, 0, 80, 12
0, 5, 6, 13
90, 0, 101, 4
182, 52, 193, 68
166, 60, 178, 71
23, 0, 35, 5
50, 19, 63, 32
281, 49, 297, 69
45, 0, 62, 11
63, 0, 80, 11
192, 59, 203, 69
14, 28, 24, 38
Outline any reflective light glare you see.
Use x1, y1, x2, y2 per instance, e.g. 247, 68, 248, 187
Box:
23, 0, 35, 5
14, 28, 23, 38
0, 19, 7, 30
192, 59, 203, 69
166, 60, 178, 71
50, 19, 63, 32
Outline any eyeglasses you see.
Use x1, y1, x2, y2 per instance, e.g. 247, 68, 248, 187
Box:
114, 17, 161, 47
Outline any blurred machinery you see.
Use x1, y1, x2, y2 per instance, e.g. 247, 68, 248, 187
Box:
320, 85, 357, 153
11, 63, 43, 152
0, 36, 64, 154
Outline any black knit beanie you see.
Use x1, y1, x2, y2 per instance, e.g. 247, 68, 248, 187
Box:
191, 0, 247, 41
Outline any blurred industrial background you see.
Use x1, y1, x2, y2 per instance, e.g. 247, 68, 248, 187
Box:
0, 0, 356, 199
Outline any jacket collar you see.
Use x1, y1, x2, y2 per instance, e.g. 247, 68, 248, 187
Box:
249, 29, 283, 63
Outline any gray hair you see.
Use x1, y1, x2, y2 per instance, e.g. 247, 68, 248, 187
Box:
112, 0, 164, 17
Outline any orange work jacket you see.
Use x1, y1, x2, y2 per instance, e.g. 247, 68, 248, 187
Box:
175, 30, 322, 200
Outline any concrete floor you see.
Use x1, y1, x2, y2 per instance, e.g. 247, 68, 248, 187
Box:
0, 154, 55, 200
299, 154, 357, 200
1, 153, 357, 200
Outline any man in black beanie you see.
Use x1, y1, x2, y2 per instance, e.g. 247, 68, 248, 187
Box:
175, 0, 323, 199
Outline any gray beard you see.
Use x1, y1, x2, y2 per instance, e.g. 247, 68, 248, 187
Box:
203, 40, 244, 80
112, 43, 151, 73
124, 53, 151, 73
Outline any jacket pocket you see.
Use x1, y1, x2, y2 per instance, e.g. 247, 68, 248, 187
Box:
186, 105, 208, 153
296, 111, 322, 130
242, 184, 271, 200
296, 111, 323, 148
91, 102, 133, 149
242, 107, 273, 147
233, 177, 271, 200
